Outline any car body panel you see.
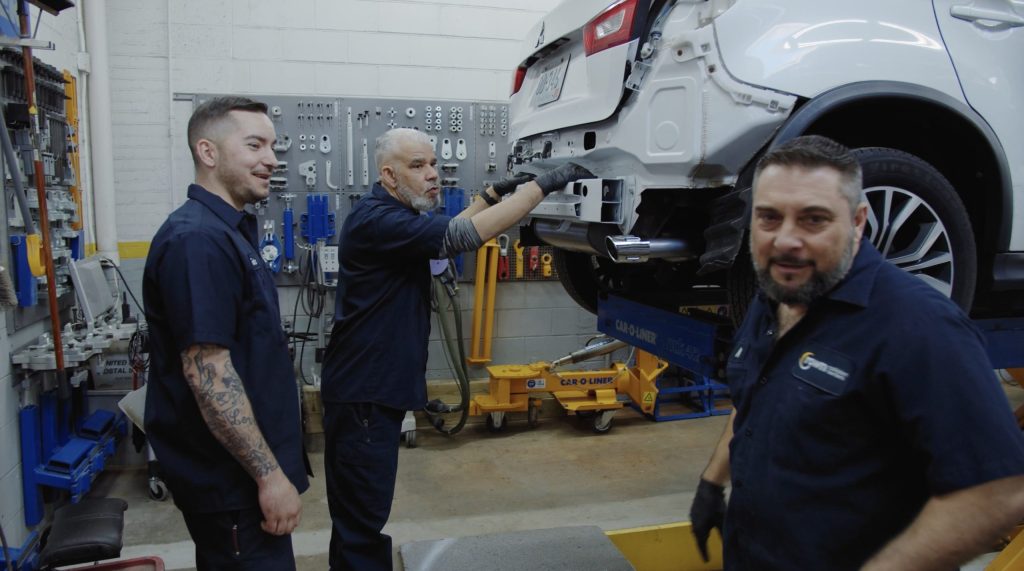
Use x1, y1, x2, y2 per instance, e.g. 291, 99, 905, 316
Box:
714, 1, 964, 101
933, 0, 1024, 249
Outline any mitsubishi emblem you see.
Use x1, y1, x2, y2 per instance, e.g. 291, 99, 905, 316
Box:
535, 21, 545, 48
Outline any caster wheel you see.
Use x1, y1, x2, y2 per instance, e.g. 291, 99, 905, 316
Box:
485, 412, 507, 433
592, 410, 615, 434
404, 430, 418, 448
527, 403, 540, 429
148, 478, 169, 501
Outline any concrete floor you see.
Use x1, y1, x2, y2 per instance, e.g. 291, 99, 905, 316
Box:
89, 380, 1024, 571
95, 405, 727, 570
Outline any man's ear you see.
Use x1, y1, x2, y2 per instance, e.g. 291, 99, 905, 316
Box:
853, 202, 868, 242
195, 138, 218, 169
380, 164, 396, 189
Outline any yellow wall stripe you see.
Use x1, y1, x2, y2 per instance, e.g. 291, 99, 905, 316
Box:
119, 242, 151, 259
82, 242, 151, 259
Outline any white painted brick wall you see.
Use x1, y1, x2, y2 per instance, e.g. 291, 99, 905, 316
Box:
311, 0, 381, 32
106, 0, 547, 240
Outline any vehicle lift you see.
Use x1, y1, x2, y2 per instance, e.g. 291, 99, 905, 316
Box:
469, 295, 734, 433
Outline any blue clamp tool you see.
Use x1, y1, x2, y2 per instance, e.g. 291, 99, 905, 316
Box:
301, 194, 336, 243
259, 220, 282, 273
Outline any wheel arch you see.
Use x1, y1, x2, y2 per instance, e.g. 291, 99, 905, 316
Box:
766, 81, 1012, 262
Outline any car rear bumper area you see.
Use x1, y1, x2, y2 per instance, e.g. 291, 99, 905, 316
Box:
511, 24, 796, 233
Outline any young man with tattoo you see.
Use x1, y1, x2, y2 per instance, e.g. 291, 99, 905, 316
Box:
143, 96, 309, 570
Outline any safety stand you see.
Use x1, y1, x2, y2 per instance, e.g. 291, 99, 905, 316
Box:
597, 295, 733, 420
646, 372, 730, 422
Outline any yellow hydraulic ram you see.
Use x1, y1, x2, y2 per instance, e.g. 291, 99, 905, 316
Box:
468, 237, 500, 364
469, 338, 668, 433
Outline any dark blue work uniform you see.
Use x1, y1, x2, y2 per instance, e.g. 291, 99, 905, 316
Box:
144, 185, 309, 570
724, 240, 1024, 570
321, 183, 450, 571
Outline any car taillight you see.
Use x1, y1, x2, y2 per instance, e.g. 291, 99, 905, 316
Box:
511, 65, 527, 96
584, 0, 639, 56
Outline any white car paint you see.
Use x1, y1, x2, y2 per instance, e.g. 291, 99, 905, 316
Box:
933, 0, 1024, 249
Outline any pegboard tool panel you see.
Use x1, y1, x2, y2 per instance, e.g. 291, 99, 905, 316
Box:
190, 94, 512, 284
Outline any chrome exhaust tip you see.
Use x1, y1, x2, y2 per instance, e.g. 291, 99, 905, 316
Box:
605, 235, 695, 263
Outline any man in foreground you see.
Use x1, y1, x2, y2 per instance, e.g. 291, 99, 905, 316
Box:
689, 135, 1024, 570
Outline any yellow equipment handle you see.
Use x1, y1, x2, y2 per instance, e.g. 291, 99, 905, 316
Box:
25, 233, 44, 276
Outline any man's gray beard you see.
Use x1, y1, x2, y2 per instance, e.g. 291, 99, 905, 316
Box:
753, 234, 857, 305
397, 183, 438, 212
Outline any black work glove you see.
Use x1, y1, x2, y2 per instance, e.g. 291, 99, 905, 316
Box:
492, 173, 535, 197
533, 162, 594, 195
690, 478, 726, 563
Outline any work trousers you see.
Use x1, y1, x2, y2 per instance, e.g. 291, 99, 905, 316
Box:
324, 401, 405, 571
181, 506, 296, 571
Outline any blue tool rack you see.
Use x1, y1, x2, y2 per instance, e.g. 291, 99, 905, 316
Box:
597, 295, 732, 421
19, 385, 128, 527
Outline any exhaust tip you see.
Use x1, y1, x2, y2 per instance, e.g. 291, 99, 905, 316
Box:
606, 235, 646, 263
606, 235, 695, 264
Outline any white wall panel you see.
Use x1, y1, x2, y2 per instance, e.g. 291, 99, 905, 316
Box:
379, 2, 441, 35
313, 63, 379, 95
283, 30, 350, 62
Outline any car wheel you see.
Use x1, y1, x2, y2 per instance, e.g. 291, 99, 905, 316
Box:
855, 147, 976, 311
726, 244, 756, 329
553, 249, 602, 314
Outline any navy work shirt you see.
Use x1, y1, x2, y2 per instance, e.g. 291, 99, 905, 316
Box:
143, 184, 309, 514
724, 240, 1024, 570
321, 183, 450, 410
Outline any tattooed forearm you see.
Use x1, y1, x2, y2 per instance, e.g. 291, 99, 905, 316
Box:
181, 344, 279, 480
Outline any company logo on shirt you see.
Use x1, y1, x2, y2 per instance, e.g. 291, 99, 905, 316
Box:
798, 351, 850, 382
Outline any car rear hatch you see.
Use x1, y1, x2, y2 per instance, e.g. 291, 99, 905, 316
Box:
509, 0, 653, 140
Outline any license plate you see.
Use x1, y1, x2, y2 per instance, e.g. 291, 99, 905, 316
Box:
531, 55, 570, 107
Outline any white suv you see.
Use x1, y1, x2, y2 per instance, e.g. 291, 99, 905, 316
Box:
509, 0, 1024, 318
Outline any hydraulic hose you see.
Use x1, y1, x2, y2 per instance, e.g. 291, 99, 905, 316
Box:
426, 263, 471, 435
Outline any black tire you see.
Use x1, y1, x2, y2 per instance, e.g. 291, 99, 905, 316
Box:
726, 244, 756, 329
553, 250, 601, 314
854, 147, 976, 311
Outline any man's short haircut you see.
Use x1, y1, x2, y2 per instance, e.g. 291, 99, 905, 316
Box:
375, 128, 432, 172
753, 135, 864, 216
187, 96, 268, 165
